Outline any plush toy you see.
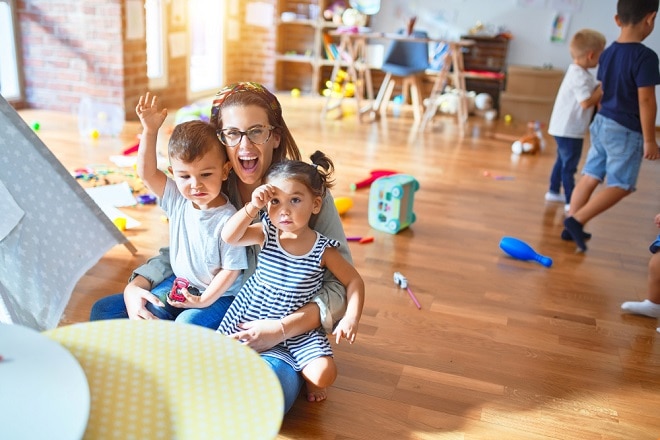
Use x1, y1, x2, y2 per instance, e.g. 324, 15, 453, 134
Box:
511, 121, 545, 155
324, 1, 348, 24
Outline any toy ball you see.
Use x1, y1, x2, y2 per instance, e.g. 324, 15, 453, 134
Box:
504, 114, 513, 124
474, 93, 493, 111
90, 129, 100, 139
31, 121, 40, 131
334, 196, 353, 215
291, 88, 301, 98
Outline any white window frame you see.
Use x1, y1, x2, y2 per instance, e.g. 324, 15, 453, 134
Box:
187, 0, 224, 100
0, 0, 23, 102
146, 0, 168, 89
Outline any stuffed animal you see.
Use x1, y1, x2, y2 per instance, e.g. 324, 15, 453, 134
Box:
511, 121, 545, 155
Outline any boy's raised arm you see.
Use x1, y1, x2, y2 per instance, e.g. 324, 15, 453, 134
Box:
136, 93, 169, 198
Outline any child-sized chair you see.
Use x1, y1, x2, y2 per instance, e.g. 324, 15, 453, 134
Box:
372, 30, 430, 122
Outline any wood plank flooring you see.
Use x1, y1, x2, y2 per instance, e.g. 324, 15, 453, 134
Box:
18, 96, 660, 439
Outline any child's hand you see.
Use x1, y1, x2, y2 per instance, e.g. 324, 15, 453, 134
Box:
654, 213, 660, 228
251, 184, 276, 210
332, 316, 359, 344
136, 92, 168, 132
643, 141, 660, 160
167, 287, 204, 308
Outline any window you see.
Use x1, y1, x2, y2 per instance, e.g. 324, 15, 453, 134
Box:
188, 0, 224, 98
0, 0, 22, 102
146, 0, 167, 89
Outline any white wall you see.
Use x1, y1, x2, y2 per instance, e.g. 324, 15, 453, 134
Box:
370, 0, 660, 123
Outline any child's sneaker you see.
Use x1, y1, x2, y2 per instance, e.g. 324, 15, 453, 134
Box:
650, 234, 660, 254
545, 191, 565, 203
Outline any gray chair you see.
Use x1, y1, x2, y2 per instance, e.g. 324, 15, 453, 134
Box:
373, 30, 430, 121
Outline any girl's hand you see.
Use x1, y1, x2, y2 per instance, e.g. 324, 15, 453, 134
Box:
250, 184, 276, 210
123, 280, 164, 320
229, 319, 283, 352
332, 316, 359, 344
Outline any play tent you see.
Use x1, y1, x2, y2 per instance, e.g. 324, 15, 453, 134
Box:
0, 95, 135, 330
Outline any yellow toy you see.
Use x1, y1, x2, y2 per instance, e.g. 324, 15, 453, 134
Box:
334, 196, 353, 215
323, 69, 355, 98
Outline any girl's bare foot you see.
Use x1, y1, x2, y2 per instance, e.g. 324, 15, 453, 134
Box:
306, 383, 327, 402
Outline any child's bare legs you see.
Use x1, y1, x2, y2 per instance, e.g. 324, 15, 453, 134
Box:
621, 252, 660, 318
301, 356, 337, 402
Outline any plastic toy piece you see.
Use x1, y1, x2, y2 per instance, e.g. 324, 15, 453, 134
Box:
358, 236, 374, 244
393, 272, 421, 309
346, 236, 362, 242
334, 196, 353, 215
137, 194, 157, 205
368, 174, 419, 234
351, 169, 398, 191
169, 277, 190, 302
123, 142, 139, 155
499, 236, 552, 267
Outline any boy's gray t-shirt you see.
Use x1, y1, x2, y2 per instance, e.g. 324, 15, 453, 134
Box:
160, 179, 247, 295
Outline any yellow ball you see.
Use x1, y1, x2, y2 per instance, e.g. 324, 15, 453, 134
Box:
90, 129, 100, 139
334, 197, 353, 215
504, 114, 512, 124
291, 88, 301, 98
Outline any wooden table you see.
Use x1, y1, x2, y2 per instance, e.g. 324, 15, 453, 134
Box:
44, 320, 284, 440
321, 31, 474, 136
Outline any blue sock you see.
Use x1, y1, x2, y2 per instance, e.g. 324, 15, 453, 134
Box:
563, 216, 587, 252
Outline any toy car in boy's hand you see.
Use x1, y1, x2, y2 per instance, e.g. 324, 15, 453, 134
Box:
168, 277, 201, 302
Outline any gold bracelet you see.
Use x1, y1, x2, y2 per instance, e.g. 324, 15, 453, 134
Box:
243, 202, 258, 219
279, 319, 286, 340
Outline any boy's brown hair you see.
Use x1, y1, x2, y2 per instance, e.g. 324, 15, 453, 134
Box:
569, 29, 606, 59
168, 120, 226, 163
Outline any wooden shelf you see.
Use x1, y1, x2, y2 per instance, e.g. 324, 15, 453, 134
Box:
275, 1, 342, 95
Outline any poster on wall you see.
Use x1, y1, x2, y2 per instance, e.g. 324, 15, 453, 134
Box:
550, 12, 570, 42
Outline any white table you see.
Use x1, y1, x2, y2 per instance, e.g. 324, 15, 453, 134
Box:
0, 323, 90, 440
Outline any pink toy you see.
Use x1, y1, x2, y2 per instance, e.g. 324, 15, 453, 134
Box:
499, 236, 552, 267
393, 272, 421, 309
351, 169, 398, 190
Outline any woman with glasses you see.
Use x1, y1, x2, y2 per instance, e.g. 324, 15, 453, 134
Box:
90, 82, 351, 413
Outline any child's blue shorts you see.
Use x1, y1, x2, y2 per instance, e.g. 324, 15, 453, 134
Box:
583, 114, 643, 191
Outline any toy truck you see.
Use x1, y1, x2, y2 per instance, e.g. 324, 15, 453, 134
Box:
368, 174, 419, 234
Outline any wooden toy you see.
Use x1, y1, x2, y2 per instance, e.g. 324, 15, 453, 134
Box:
368, 174, 419, 234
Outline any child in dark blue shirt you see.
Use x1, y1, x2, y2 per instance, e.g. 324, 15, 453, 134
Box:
563, 0, 660, 252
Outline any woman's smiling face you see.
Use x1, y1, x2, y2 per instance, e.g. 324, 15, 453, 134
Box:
220, 104, 280, 187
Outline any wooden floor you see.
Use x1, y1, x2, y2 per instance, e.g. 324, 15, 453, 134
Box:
19, 96, 660, 439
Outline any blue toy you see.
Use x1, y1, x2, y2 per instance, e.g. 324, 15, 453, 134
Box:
368, 174, 419, 234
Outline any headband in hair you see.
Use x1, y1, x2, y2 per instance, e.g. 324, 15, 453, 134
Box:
211, 82, 281, 118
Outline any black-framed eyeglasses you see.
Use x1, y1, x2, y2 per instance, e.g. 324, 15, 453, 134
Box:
217, 125, 275, 147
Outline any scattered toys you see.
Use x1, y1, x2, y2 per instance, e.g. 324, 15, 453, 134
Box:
368, 174, 419, 234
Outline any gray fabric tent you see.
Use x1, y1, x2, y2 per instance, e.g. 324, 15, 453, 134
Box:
0, 95, 135, 330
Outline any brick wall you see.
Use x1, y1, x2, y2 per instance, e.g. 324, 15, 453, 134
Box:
17, 1, 124, 110
15, 0, 277, 120
224, 0, 275, 89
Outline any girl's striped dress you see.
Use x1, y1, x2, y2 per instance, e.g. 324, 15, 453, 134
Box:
217, 212, 337, 371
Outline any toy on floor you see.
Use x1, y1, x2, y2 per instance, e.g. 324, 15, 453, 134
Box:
351, 169, 398, 190
499, 236, 552, 267
393, 271, 421, 309
368, 174, 419, 234
346, 236, 374, 244
334, 196, 353, 215
174, 103, 212, 125
511, 121, 545, 155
